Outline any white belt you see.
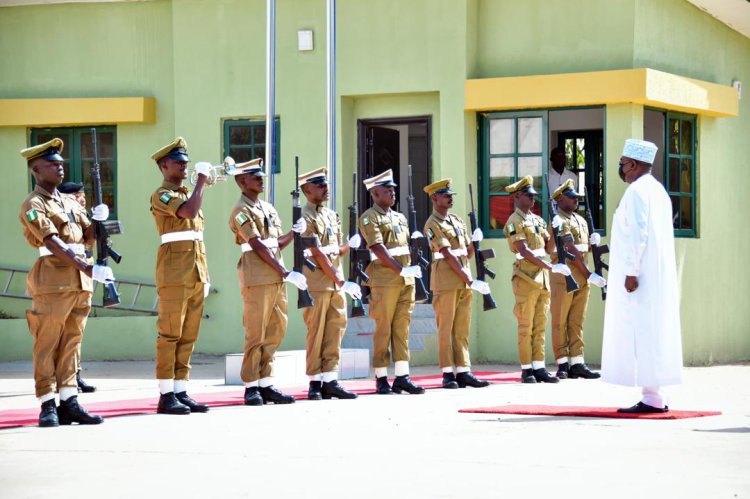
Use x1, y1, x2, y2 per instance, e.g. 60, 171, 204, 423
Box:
240, 238, 279, 253
516, 248, 547, 260
161, 230, 204, 244
304, 243, 339, 257
575, 244, 589, 252
370, 246, 411, 261
39, 243, 86, 257
433, 248, 468, 260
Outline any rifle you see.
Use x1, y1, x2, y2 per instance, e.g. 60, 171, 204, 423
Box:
406, 164, 430, 303
583, 186, 609, 300
548, 196, 580, 293
291, 156, 316, 309
347, 172, 368, 317
90, 128, 122, 307
468, 184, 497, 311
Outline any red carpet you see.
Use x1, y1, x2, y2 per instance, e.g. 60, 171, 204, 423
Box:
458, 404, 722, 419
0, 371, 518, 430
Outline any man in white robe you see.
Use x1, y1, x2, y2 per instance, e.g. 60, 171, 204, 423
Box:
601, 139, 683, 414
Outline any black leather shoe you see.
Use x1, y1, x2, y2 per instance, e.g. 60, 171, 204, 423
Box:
555, 362, 570, 379
308, 381, 323, 400
260, 385, 295, 404
157, 392, 191, 415
532, 368, 560, 383
569, 363, 601, 379
456, 371, 490, 388
521, 369, 537, 383
175, 391, 209, 413
375, 376, 393, 395
39, 399, 59, 428
442, 372, 459, 389
244, 386, 263, 406
321, 380, 358, 399
76, 370, 97, 393
57, 396, 104, 425
392, 375, 425, 394
617, 402, 669, 414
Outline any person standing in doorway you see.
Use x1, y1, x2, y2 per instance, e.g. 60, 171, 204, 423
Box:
547, 146, 578, 194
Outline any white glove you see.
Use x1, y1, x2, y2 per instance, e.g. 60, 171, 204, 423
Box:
284, 270, 308, 290
590, 233, 602, 245
292, 218, 307, 234
551, 263, 572, 276
91, 204, 109, 221
341, 280, 363, 300
471, 228, 484, 242
410, 230, 424, 239
92, 265, 115, 283
470, 280, 491, 295
587, 272, 607, 288
204, 283, 211, 298
347, 234, 362, 249
194, 161, 211, 177
400, 265, 423, 279
552, 215, 564, 230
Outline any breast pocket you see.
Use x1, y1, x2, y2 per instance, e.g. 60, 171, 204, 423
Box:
167, 241, 194, 269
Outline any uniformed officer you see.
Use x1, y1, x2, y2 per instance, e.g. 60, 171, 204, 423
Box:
19, 138, 113, 427
297, 167, 362, 400
423, 179, 492, 389
227, 158, 308, 406
503, 175, 571, 383
150, 137, 211, 415
549, 179, 606, 379
57, 181, 97, 393
358, 169, 425, 395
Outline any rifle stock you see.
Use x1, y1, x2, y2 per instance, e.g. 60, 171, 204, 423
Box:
468, 184, 497, 311
90, 128, 122, 307
292, 156, 315, 309
407, 165, 430, 303
583, 186, 609, 300
347, 172, 367, 317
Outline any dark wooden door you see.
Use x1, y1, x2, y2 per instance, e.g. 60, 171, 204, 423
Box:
361, 126, 401, 212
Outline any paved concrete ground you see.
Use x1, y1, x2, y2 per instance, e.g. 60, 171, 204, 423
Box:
1, 356, 748, 498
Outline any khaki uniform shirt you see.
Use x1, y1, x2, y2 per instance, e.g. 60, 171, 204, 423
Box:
229, 195, 285, 287
301, 202, 343, 292
359, 204, 414, 287
425, 210, 471, 291
150, 181, 209, 287
503, 207, 551, 289
19, 185, 93, 294
550, 210, 590, 265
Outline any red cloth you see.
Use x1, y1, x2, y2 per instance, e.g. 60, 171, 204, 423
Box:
458, 404, 721, 420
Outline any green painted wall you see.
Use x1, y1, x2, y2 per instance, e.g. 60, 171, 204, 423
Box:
0, 0, 748, 366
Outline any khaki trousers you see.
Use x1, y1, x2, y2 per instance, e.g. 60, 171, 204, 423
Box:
303, 290, 347, 376
155, 282, 205, 380
369, 285, 415, 368
550, 274, 590, 360
76, 314, 89, 373
241, 283, 288, 383
511, 276, 549, 365
432, 289, 472, 368
26, 291, 92, 398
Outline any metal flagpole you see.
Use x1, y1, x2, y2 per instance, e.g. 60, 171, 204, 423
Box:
326, 0, 337, 210
265, 0, 277, 204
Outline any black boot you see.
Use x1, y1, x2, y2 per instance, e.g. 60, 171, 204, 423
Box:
569, 363, 601, 379
244, 386, 263, 406
556, 362, 570, 380
375, 376, 393, 395
175, 392, 209, 413
321, 380, 358, 400
442, 372, 459, 389
39, 399, 59, 428
157, 392, 191, 415
456, 371, 490, 388
392, 375, 425, 394
308, 381, 323, 400
76, 370, 97, 393
521, 369, 537, 383
260, 385, 295, 404
57, 396, 104, 425
532, 368, 560, 383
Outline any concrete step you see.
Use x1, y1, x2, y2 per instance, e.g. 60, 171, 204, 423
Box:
224, 348, 370, 387
343, 303, 435, 353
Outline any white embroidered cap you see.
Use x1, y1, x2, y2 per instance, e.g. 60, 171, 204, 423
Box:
622, 139, 658, 164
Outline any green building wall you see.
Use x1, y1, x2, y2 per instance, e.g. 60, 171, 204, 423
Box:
0, 0, 748, 365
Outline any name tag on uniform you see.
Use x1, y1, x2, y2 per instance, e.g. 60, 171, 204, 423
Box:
327, 227, 333, 237
393, 224, 401, 234
67, 212, 76, 224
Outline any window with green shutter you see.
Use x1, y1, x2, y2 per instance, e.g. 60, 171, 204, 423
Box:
223, 118, 280, 173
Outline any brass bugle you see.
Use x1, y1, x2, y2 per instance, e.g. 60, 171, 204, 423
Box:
189, 156, 236, 186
